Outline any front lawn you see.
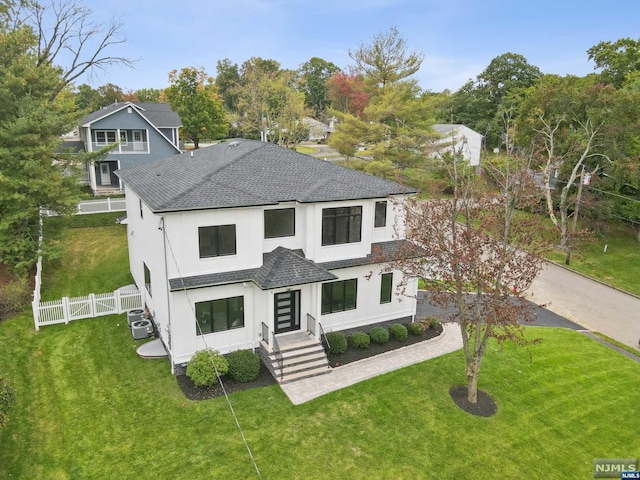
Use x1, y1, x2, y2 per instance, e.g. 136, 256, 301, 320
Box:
0, 212, 638, 479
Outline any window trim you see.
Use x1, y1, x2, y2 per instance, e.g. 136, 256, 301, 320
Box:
321, 279, 358, 315
380, 272, 392, 304
264, 208, 296, 239
195, 296, 245, 335
321, 206, 362, 246
95, 130, 117, 145
374, 201, 387, 228
198, 225, 237, 258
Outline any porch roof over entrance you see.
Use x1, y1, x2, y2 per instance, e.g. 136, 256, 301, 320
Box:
168, 247, 337, 292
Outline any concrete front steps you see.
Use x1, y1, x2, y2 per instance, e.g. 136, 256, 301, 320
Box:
266, 332, 331, 384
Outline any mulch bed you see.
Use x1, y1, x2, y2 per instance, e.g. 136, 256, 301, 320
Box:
176, 324, 444, 401
176, 363, 277, 401
327, 325, 443, 367
449, 385, 498, 417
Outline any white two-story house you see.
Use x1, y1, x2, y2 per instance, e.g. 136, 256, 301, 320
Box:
116, 139, 419, 377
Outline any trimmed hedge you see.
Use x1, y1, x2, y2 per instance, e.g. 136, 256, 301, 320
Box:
350, 332, 370, 349
325, 332, 347, 354
407, 321, 426, 336
227, 349, 261, 383
186, 349, 229, 387
389, 323, 408, 341
370, 326, 390, 344
426, 315, 440, 329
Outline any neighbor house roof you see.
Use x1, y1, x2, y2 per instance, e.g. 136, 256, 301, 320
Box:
432, 124, 483, 138
116, 139, 418, 213
81, 102, 182, 128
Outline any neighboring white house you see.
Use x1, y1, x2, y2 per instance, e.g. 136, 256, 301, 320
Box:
432, 124, 483, 166
116, 139, 420, 379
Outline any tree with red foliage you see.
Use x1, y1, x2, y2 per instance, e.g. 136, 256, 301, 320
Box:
326, 72, 369, 117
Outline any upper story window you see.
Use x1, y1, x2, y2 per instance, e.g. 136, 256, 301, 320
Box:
322, 206, 362, 246
264, 208, 295, 238
119, 131, 128, 145
374, 201, 387, 228
95, 130, 117, 145
198, 225, 236, 258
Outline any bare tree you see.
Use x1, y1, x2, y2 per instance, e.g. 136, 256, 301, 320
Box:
7, 0, 134, 89
382, 153, 546, 404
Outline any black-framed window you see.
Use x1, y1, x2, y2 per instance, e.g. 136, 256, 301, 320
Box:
198, 225, 236, 258
380, 272, 392, 304
144, 262, 152, 297
139, 199, 144, 219
321, 279, 357, 314
375, 201, 387, 228
195, 296, 244, 335
321, 206, 362, 245
264, 208, 295, 238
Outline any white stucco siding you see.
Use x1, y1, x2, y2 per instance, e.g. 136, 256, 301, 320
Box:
319, 264, 417, 333
371, 195, 407, 243
170, 283, 258, 364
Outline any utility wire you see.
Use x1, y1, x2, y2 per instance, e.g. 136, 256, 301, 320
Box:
161, 221, 263, 480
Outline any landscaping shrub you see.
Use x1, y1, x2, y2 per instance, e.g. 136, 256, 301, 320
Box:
0, 375, 16, 428
426, 315, 440, 329
186, 349, 229, 387
370, 326, 389, 344
350, 332, 370, 349
226, 349, 261, 383
325, 332, 347, 354
407, 321, 426, 336
0, 277, 30, 319
389, 323, 408, 341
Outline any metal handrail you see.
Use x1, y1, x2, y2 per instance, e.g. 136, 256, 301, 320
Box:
318, 322, 331, 352
261, 321, 269, 346
272, 332, 284, 381
307, 313, 317, 337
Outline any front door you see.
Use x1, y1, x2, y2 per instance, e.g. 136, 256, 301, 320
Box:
274, 290, 300, 334
100, 163, 111, 185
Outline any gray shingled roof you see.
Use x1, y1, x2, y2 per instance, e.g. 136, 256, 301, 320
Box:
168, 247, 337, 291
81, 102, 181, 128
167, 241, 416, 291
116, 139, 418, 213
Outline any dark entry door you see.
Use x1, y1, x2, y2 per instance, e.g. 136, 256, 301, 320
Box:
274, 290, 301, 334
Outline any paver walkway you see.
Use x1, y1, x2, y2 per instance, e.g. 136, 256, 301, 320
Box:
280, 323, 462, 405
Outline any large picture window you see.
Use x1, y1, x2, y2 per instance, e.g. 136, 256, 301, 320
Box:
321, 279, 358, 314
264, 208, 295, 238
380, 272, 392, 304
198, 225, 236, 258
321, 206, 362, 245
375, 201, 387, 228
195, 296, 244, 334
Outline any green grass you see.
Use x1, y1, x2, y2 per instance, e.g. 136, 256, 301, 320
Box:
1, 221, 639, 478
295, 145, 319, 154
546, 221, 640, 296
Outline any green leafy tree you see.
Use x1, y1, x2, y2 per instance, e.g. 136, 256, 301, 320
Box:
349, 26, 424, 89
235, 57, 307, 144
452, 53, 542, 148
215, 58, 241, 112
0, 26, 83, 272
165, 67, 228, 148
588, 37, 640, 88
134, 88, 162, 103
299, 57, 340, 116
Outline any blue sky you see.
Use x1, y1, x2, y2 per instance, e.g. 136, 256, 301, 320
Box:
79, 0, 640, 93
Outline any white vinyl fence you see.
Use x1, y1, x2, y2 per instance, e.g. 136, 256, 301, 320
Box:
41, 197, 126, 217
33, 288, 143, 330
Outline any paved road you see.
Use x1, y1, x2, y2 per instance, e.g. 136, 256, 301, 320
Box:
416, 259, 640, 351
528, 261, 640, 349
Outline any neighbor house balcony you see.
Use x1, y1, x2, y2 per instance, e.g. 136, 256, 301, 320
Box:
92, 141, 149, 154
